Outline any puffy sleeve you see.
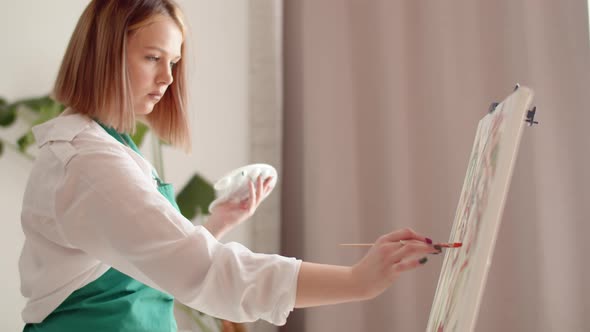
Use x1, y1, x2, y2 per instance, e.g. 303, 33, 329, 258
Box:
53, 142, 301, 325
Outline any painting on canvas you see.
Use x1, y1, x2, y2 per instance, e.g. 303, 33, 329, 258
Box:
426, 86, 534, 332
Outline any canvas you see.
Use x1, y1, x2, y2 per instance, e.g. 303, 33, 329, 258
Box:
426, 86, 535, 332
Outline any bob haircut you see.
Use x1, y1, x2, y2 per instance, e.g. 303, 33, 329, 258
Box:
54, 0, 190, 150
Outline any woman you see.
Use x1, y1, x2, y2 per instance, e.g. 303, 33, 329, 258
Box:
18, 0, 440, 331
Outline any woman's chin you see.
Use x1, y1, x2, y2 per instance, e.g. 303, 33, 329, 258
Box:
134, 104, 155, 116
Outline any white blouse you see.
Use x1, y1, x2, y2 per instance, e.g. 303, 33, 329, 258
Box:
18, 111, 301, 326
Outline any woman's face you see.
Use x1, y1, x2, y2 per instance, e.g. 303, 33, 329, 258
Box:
126, 16, 183, 115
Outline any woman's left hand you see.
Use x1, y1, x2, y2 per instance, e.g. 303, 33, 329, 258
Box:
204, 175, 274, 239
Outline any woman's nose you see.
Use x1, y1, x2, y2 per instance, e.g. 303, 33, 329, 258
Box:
157, 64, 174, 85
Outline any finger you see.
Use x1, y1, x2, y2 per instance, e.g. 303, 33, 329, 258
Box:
250, 179, 258, 211
256, 175, 264, 205
374, 242, 405, 261
263, 176, 273, 187
263, 176, 273, 195
390, 256, 428, 274
241, 180, 256, 210
380, 227, 432, 245
386, 242, 439, 265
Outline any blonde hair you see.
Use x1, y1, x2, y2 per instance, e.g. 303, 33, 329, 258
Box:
54, 0, 190, 150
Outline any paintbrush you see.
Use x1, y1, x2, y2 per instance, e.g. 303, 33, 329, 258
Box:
339, 242, 462, 249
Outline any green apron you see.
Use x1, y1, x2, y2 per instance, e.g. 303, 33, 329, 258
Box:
25, 123, 179, 331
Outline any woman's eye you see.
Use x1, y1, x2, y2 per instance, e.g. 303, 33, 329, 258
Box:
170, 61, 177, 69
146, 56, 159, 62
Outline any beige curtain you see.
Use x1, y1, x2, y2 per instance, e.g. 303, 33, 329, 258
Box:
281, 0, 590, 331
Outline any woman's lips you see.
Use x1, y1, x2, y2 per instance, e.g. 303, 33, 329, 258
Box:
148, 93, 162, 101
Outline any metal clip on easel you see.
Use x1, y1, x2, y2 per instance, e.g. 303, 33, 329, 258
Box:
488, 84, 538, 127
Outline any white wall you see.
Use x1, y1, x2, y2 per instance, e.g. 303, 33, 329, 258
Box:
0, 1, 250, 330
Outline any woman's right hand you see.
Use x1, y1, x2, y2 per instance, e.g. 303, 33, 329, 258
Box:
294, 228, 440, 308
351, 228, 440, 300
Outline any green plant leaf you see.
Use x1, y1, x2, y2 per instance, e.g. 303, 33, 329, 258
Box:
0, 103, 16, 127
17, 131, 36, 153
17, 96, 57, 114
176, 174, 215, 220
1, 95, 64, 128
35, 102, 65, 126
131, 122, 149, 147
